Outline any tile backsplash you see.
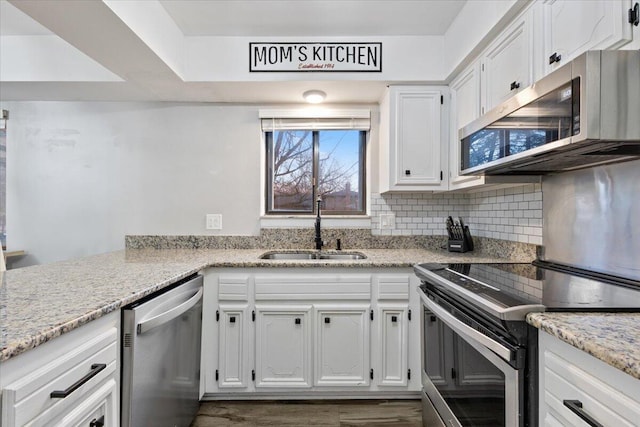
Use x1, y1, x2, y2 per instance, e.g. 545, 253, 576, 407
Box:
371, 184, 542, 245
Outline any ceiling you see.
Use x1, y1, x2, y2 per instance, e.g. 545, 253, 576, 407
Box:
0, 0, 467, 104
158, 0, 465, 37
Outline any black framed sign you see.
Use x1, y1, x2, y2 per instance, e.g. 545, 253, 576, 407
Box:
249, 42, 382, 72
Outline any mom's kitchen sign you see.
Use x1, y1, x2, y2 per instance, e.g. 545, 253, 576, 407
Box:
249, 42, 382, 72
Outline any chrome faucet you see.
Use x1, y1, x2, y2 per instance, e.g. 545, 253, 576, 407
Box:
314, 196, 323, 250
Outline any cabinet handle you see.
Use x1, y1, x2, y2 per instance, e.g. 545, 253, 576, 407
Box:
549, 52, 562, 64
324, 317, 331, 324
295, 318, 301, 325
563, 400, 604, 427
510, 81, 520, 91
405, 169, 411, 176
391, 315, 398, 323
430, 315, 437, 322
90, 416, 105, 427
230, 316, 236, 323
50, 363, 107, 398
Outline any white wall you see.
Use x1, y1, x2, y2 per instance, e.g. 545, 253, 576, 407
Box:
5, 102, 271, 266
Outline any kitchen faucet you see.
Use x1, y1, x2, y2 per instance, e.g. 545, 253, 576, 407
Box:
315, 196, 323, 250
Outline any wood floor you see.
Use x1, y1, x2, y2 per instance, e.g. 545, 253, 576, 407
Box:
191, 400, 422, 426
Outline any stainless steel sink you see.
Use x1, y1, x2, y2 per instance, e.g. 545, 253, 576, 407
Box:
317, 253, 367, 260
259, 251, 366, 260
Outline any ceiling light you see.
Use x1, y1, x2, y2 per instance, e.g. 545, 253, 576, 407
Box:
303, 90, 326, 104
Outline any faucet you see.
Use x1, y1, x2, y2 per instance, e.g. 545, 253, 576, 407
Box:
314, 196, 323, 250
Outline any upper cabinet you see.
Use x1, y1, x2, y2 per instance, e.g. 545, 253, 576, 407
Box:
543, 0, 634, 72
379, 86, 448, 193
481, 14, 533, 113
449, 62, 485, 191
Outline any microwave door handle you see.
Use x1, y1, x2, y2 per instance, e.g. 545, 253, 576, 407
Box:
137, 288, 203, 335
422, 294, 513, 362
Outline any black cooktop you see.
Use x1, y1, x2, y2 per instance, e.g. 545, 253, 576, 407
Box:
415, 262, 640, 313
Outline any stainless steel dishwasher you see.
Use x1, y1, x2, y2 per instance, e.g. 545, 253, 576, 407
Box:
121, 274, 203, 427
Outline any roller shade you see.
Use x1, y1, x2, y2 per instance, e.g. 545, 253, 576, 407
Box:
259, 109, 370, 131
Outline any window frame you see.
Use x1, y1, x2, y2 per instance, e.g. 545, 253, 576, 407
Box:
265, 129, 367, 216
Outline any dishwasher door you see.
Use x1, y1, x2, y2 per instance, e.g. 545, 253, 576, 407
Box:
121, 274, 203, 427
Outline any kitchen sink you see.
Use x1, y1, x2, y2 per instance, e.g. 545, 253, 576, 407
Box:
259, 251, 367, 260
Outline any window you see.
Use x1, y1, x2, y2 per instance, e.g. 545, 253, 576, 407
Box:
265, 127, 366, 215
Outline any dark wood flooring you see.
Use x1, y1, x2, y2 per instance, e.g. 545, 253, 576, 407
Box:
192, 400, 422, 426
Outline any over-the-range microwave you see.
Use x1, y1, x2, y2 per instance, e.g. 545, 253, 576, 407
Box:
459, 50, 640, 175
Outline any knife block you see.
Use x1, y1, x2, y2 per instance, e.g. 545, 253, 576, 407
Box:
447, 226, 474, 253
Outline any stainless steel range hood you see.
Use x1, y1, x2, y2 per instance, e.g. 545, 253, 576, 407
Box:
459, 50, 640, 175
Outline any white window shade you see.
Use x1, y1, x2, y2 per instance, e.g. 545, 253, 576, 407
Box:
259, 109, 370, 131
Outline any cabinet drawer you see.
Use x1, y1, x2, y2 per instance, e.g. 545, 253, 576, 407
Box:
541, 333, 640, 426
32, 378, 118, 427
2, 328, 117, 427
255, 274, 371, 300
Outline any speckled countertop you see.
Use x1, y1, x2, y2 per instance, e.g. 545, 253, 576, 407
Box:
1, 247, 524, 362
527, 312, 640, 380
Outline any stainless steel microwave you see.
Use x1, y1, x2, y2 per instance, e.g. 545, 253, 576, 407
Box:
459, 50, 640, 175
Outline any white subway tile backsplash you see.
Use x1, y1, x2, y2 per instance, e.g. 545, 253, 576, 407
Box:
371, 185, 543, 244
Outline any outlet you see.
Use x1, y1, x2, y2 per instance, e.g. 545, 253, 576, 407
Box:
379, 213, 395, 229
206, 214, 222, 230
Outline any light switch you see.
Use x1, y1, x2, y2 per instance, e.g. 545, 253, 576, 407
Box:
206, 214, 222, 230
380, 213, 395, 229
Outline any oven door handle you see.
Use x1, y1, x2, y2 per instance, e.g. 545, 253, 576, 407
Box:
421, 293, 513, 362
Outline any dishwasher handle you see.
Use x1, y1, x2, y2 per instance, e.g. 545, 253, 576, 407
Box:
137, 287, 203, 335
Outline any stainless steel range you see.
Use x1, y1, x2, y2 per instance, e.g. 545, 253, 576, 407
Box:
414, 261, 640, 427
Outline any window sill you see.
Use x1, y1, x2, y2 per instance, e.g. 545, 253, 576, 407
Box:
260, 215, 372, 229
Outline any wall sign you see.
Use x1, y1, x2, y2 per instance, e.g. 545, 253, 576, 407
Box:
249, 42, 382, 72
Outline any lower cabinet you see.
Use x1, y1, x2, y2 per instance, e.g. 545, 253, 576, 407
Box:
539, 330, 640, 426
315, 305, 370, 387
0, 313, 120, 427
255, 305, 312, 388
202, 268, 421, 396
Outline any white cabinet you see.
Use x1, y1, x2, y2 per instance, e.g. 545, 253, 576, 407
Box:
0, 313, 120, 427
543, 0, 633, 72
315, 305, 370, 387
448, 62, 485, 191
481, 13, 533, 113
202, 268, 421, 397
377, 305, 409, 387
379, 86, 447, 192
255, 305, 312, 388
539, 331, 640, 426
217, 304, 251, 389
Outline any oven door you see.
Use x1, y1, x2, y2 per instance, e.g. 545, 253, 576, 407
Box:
421, 293, 523, 427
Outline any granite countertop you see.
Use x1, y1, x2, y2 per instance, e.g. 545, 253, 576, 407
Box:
527, 312, 640, 380
1, 247, 522, 362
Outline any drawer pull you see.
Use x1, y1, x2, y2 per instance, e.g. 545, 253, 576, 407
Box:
90, 415, 105, 427
563, 400, 604, 427
50, 363, 107, 398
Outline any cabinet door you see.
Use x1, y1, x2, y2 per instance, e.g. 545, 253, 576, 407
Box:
255, 305, 312, 388
381, 86, 446, 192
449, 63, 485, 190
218, 305, 251, 389
378, 305, 409, 387
481, 15, 532, 112
544, 0, 633, 72
395, 88, 443, 187
315, 305, 370, 386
